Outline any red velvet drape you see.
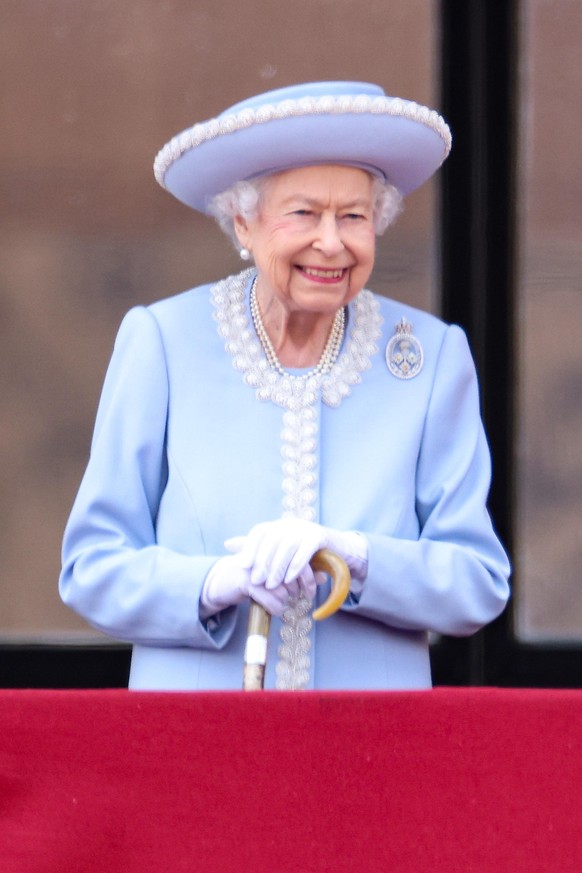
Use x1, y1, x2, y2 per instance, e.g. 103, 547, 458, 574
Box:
1, 689, 581, 872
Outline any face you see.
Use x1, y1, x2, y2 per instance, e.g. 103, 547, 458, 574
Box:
235, 165, 376, 316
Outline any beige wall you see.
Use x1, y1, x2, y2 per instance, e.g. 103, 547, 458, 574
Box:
0, 1, 438, 638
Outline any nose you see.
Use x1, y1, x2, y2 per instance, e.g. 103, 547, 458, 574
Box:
312, 214, 345, 257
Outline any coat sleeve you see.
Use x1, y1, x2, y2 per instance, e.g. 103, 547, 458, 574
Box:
345, 324, 511, 636
59, 306, 237, 648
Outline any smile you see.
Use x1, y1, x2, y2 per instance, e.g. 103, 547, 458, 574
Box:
301, 267, 346, 279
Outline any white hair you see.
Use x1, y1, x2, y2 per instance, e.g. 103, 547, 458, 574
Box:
207, 171, 403, 249
371, 177, 404, 234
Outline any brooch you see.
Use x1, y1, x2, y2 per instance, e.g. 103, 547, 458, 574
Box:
386, 317, 424, 380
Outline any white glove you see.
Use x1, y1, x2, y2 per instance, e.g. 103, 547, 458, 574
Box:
225, 519, 368, 590
200, 552, 317, 619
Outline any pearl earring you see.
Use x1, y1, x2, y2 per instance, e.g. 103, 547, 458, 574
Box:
240, 247, 251, 261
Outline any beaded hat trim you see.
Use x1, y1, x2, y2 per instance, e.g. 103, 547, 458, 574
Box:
153, 81, 452, 212
154, 93, 451, 187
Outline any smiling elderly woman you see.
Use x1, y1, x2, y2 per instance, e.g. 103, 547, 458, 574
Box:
59, 82, 510, 690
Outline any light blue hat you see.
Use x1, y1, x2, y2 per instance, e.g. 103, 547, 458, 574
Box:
154, 81, 452, 214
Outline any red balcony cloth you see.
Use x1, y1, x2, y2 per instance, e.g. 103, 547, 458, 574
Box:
1, 688, 581, 872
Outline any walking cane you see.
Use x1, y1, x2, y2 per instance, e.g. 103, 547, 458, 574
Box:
243, 548, 351, 690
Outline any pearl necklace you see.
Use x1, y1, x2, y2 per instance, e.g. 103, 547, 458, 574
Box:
249, 279, 345, 379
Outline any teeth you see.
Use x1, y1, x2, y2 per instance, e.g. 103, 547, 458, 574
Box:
303, 267, 344, 279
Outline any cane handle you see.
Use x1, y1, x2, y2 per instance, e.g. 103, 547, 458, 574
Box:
310, 548, 351, 620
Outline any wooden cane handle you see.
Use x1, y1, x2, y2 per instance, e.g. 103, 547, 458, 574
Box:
310, 548, 351, 620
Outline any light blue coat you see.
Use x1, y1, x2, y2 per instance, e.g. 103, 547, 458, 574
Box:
60, 271, 510, 690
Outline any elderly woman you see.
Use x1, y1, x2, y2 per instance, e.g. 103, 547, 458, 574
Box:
60, 81, 510, 690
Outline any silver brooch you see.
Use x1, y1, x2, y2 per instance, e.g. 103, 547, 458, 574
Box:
386, 317, 424, 380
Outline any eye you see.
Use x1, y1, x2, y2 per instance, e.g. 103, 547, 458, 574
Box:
291, 209, 313, 217
344, 212, 366, 221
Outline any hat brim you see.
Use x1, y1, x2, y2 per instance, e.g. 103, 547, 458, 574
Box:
154, 84, 451, 213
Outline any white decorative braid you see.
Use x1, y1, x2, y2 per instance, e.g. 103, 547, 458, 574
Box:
212, 269, 382, 689
154, 95, 451, 187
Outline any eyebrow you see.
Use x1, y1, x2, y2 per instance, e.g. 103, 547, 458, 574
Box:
280, 195, 372, 209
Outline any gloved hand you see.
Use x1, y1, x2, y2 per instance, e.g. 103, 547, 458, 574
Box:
200, 552, 317, 619
225, 519, 369, 590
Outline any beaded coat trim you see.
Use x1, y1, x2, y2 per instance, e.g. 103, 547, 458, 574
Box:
211, 270, 383, 688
